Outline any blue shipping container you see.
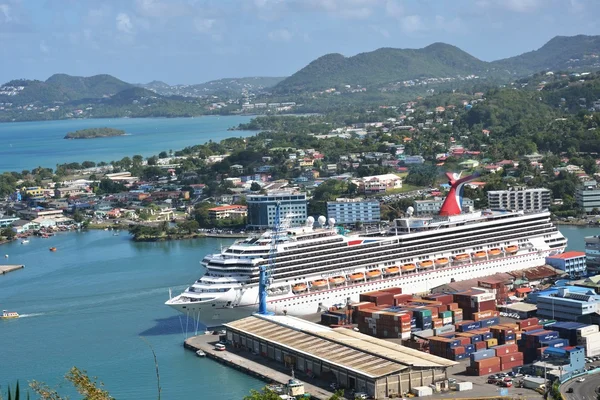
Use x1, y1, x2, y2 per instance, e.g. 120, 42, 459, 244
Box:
481, 317, 500, 327
505, 333, 516, 341
458, 321, 481, 332
465, 344, 475, 353
540, 338, 569, 348
471, 335, 482, 343
470, 349, 495, 362
482, 332, 493, 340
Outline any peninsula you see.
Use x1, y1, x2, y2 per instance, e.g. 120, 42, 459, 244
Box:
64, 127, 126, 139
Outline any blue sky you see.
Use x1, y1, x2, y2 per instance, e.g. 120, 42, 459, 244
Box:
0, 0, 598, 85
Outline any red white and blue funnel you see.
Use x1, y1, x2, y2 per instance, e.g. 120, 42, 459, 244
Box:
439, 172, 480, 216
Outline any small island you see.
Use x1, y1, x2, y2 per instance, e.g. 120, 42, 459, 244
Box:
64, 127, 126, 139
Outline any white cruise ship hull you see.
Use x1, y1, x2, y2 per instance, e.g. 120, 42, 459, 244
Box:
166, 246, 563, 326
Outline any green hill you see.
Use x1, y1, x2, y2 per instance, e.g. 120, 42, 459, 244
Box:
45, 73, 133, 99
492, 35, 600, 74
273, 43, 498, 94
137, 76, 286, 97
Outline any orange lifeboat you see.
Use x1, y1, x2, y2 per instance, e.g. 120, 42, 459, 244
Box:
401, 263, 416, 272
473, 251, 487, 259
434, 258, 449, 267
329, 276, 346, 286
454, 254, 470, 263
49, 247, 57, 252
488, 248, 502, 257
349, 272, 365, 282
504, 245, 519, 254
384, 266, 400, 275
419, 260, 434, 269
366, 269, 382, 279
292, 283, 307, 294
312, 279, 328, 289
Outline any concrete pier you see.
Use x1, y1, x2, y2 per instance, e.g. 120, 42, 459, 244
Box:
0, 265, 24, 275
184, 334, 337, 399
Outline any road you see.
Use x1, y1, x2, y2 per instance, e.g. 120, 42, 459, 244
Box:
562, 375, 600, 400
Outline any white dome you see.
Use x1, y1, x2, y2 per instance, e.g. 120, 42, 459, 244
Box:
328, 218, 336, 226
318, 216, 326, 226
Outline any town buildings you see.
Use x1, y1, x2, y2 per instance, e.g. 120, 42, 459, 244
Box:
487, 187, 551, 211
413, 197, 474, 216
545, 251, 587, 276
354, 174, 403, 194
576, 184, 600, 213
246, 192, 308, 229
585, 236, 600, 275
326, 198, 380, 226
536, 287, 600, 321
207, 205, 248, 221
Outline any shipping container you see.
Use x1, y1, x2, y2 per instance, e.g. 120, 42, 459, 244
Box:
473, 356, 501, 369
434, 325, 456, 336
480, 317, 501, 327
457, 321, 481, 332
475, 341, 487, 351
493, 344, 519, 356
381, 287, 403, 295
473, 310, 500, 321
500, 359, 524, 371
471, 349, 496, 362
499, 352, 523, 363
577, 325, 599, 337
486, 338, 498, 347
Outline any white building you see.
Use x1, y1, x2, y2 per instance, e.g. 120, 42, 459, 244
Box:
413, 197, 474, 216
354, 174, 402, 194
326, 198, 380, 226
487, 187, 551, 211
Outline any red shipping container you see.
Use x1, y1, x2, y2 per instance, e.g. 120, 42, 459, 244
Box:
500, 360, 524, 371
475, 341, 487, 351
494, 344, 518, 356
381, 287, 402, 295
504, 340, 516, 345
522, 325, 542, 332
451, 346, 465, 355
473, 310, 500, 321
499, 352, 523, 364
472, 365, 502, 376
474, 357, 501, 369
459, 337, 471, 346
448, 303, 459, 310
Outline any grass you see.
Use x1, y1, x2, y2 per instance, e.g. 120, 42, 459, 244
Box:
383, 183, 425, 195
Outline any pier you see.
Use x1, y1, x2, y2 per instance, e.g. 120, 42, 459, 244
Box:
0, 265, 24, 275
184, 334, 336, 400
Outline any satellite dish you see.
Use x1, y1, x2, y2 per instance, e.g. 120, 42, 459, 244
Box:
328, 218, 336, 226
306, 216, 315, 226
318, 216, 326, 226
406, 206, 414, 216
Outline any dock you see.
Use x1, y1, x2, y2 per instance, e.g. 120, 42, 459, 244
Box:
184, 334, 337, 400
0, 265, 24, 275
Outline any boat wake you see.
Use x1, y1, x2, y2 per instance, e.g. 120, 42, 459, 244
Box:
18, 313, 44, 318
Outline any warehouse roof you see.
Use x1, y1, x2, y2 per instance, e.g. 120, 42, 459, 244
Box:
225, 314, 456, 379
500, 302, 538, 312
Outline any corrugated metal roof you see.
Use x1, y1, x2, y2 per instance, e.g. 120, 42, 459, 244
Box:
225, 315, 455, 379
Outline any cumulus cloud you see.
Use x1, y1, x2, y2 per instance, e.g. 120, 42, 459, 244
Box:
300, 0, 378, 19
400, 15, 425, 33
135, 0, 190, 18
268, 28, 292, 42
194, 17, 215, 33
0, 3, 12, 23
476, 0, 541, 13
116, 13, 134, 34
39, 40, 49, 53
385, 0, 403, 18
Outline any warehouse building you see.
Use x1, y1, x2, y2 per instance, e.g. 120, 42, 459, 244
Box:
225, 314, 456, 398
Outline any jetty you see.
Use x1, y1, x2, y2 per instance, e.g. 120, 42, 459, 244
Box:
0, 265, 24, 275
184, 334, 336, 400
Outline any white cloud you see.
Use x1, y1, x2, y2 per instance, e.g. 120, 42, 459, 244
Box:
301, 0, 379, 19
39, 40, 49, 53
268, 28, 292, 42
194, 17, 215, 33
434, 15, 464, 34
116, 13, 134, 34
503, 0, 540, 12
370, 25, 390, 38
135, 0, 190, 18
400, 15, 425, 33
385, 0, 403, 18
0, 3, 12, 22
569, 0, 585, 13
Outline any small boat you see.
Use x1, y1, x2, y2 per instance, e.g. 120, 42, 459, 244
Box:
328, 276, 346, 286
488, 248, 502, 257
349, 272, 365, 281
473, 251, 487, 259
292, 283, 308, 294
1, 310, 19, 319
311, 279, 328, 289
384, 266, 400, 275
402, 263, 416, 272
49, 247, 57, 252
435, 258, 449, 267
366, 269, 382, 279
454, 254, 470, 263
419, 260, 434, 269
504, 245, 519, 254
195, 350, 206, 357
21, 240, 29, 244
113, 233, 119, 236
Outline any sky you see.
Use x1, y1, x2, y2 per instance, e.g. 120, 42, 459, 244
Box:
0, 0, 599, 85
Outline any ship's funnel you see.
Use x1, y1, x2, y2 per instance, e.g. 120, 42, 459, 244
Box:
439, 172, 480, 216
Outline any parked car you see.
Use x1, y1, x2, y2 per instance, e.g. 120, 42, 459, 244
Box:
577, 378, 586, 382
567, 388, 574, 393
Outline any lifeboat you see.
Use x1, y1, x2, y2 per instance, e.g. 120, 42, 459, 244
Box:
434, 258, 449, 267
473, 251, 487, 259
384, 266, 400, 275
49, 247, 57, 252
329, 276, 346, 286
292, 283, 307, 294
311, 279, 328, 289
366, 269, 382, 279
402, 263, 416, 272
504, 245, 519, 254
419, 260, 434, 269
349, 272, 365, 281
488, 248, 502, 257
454, 254, 470, 263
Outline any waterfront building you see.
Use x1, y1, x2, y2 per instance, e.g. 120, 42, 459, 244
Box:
536, 288, 600, 321
530, 347, 585, 382
0, 216, 19, 228
10, 220, 40, 233
585, 236, 600, 275
246, 192, 307, 229
208, 205, 248, 221
326, 198, 380, 226
576, 185, 600, 213
18, 208, 64, 220
413, 197, 473, 216
487, 187, 551, 211
545, 251, 587, 276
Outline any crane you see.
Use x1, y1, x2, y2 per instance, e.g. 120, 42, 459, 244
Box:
257, 201, 280, 315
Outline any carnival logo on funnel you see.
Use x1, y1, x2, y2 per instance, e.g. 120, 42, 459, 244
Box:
439, 171, 480, 217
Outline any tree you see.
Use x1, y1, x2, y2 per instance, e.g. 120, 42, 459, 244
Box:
29, 367, 114, 400
72, 210, 85, 223
250, 182, 262, 191
158, 151, 168, 159
1, 227, 16, 240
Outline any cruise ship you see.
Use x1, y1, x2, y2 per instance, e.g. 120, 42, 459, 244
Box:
166, 173, 567, 326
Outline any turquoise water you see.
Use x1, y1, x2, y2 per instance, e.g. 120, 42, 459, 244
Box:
0, 231, 262, 399
0, 226, 595, 399
0, 116, 253, 172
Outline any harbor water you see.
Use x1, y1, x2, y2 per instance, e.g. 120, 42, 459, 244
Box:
0, 226, 595, 398
0, 116, 253, 172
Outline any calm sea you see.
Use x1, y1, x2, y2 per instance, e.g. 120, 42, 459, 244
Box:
0, 116, 253, 172
0, 226, 595, 399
